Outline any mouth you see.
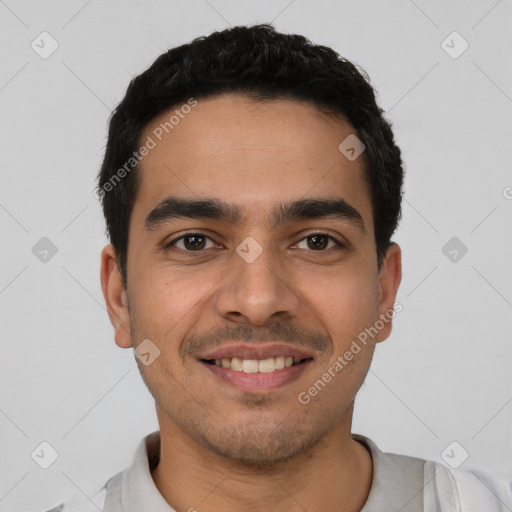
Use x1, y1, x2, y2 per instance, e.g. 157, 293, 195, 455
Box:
197, 343, 315, 393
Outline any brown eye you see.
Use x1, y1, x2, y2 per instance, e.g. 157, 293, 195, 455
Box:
307, 234, 329, 250
295, 233, 342, 251
165, 233, 217, 253
182, 235, 207, 250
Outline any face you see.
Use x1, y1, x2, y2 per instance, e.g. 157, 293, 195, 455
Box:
101, 94, 401, 465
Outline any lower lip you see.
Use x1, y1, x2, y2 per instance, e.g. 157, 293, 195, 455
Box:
200, 360, 312, 393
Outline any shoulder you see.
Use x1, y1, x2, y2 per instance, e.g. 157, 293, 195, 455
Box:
355, 434, 511, 511
424, 460, 512, 511
41, 485, 106, 512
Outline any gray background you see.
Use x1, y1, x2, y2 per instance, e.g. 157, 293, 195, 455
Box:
1, 1, 511, 510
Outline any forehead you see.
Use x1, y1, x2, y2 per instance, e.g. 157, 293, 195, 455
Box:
132, 94, 372, 231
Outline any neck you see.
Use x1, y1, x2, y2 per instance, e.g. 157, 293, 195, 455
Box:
151, 406, 373, 512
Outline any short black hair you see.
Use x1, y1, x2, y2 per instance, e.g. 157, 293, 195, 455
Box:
97, 23, 404, 289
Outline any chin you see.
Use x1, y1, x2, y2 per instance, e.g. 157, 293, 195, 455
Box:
197, 418, 325, 467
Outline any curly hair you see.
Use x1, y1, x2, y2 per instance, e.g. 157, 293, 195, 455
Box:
97, 24, 404, 288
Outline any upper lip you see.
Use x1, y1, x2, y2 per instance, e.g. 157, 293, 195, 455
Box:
198, 343, 315, 361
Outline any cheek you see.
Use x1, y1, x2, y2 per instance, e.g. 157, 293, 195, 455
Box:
127, 272, 204, 398
299, 263, 379, 341
131, 267, 208, 327
127, 265, 229, 366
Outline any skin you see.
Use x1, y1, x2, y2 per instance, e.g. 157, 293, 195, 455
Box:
101, 94, 401, 512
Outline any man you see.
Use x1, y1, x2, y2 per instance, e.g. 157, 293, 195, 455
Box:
45, 24, 511, 511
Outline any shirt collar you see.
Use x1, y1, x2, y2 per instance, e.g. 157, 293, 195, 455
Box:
121, 430, 175, 511
354, 434, 424, 511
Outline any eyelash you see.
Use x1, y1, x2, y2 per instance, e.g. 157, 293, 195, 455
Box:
163, 232, 344, 256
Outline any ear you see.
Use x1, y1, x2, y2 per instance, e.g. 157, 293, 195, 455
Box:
376, 243, 402, 343
100, 244, 132, 348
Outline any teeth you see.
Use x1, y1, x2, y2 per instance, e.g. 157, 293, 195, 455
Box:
211, 356, 301, 372
242, 359, 259, 373
231, 357, 243, 371
258, 358, 275, 373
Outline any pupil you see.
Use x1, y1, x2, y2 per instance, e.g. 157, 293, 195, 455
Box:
185, 235, 205, 250
308, 235, 327, 250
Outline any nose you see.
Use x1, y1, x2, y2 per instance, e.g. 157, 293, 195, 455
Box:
214, 240, 302, 327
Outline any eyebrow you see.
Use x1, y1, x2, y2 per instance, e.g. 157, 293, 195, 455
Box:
144, 196, 365, 232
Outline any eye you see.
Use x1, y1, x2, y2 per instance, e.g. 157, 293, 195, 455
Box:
293, 233, 343, 251
164, 233, 218, 254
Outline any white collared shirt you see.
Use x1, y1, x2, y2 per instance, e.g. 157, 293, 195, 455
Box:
43, 430, 512, 511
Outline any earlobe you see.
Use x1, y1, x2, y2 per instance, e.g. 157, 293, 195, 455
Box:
376, 243, 402, 343
100, 244, 132, 349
